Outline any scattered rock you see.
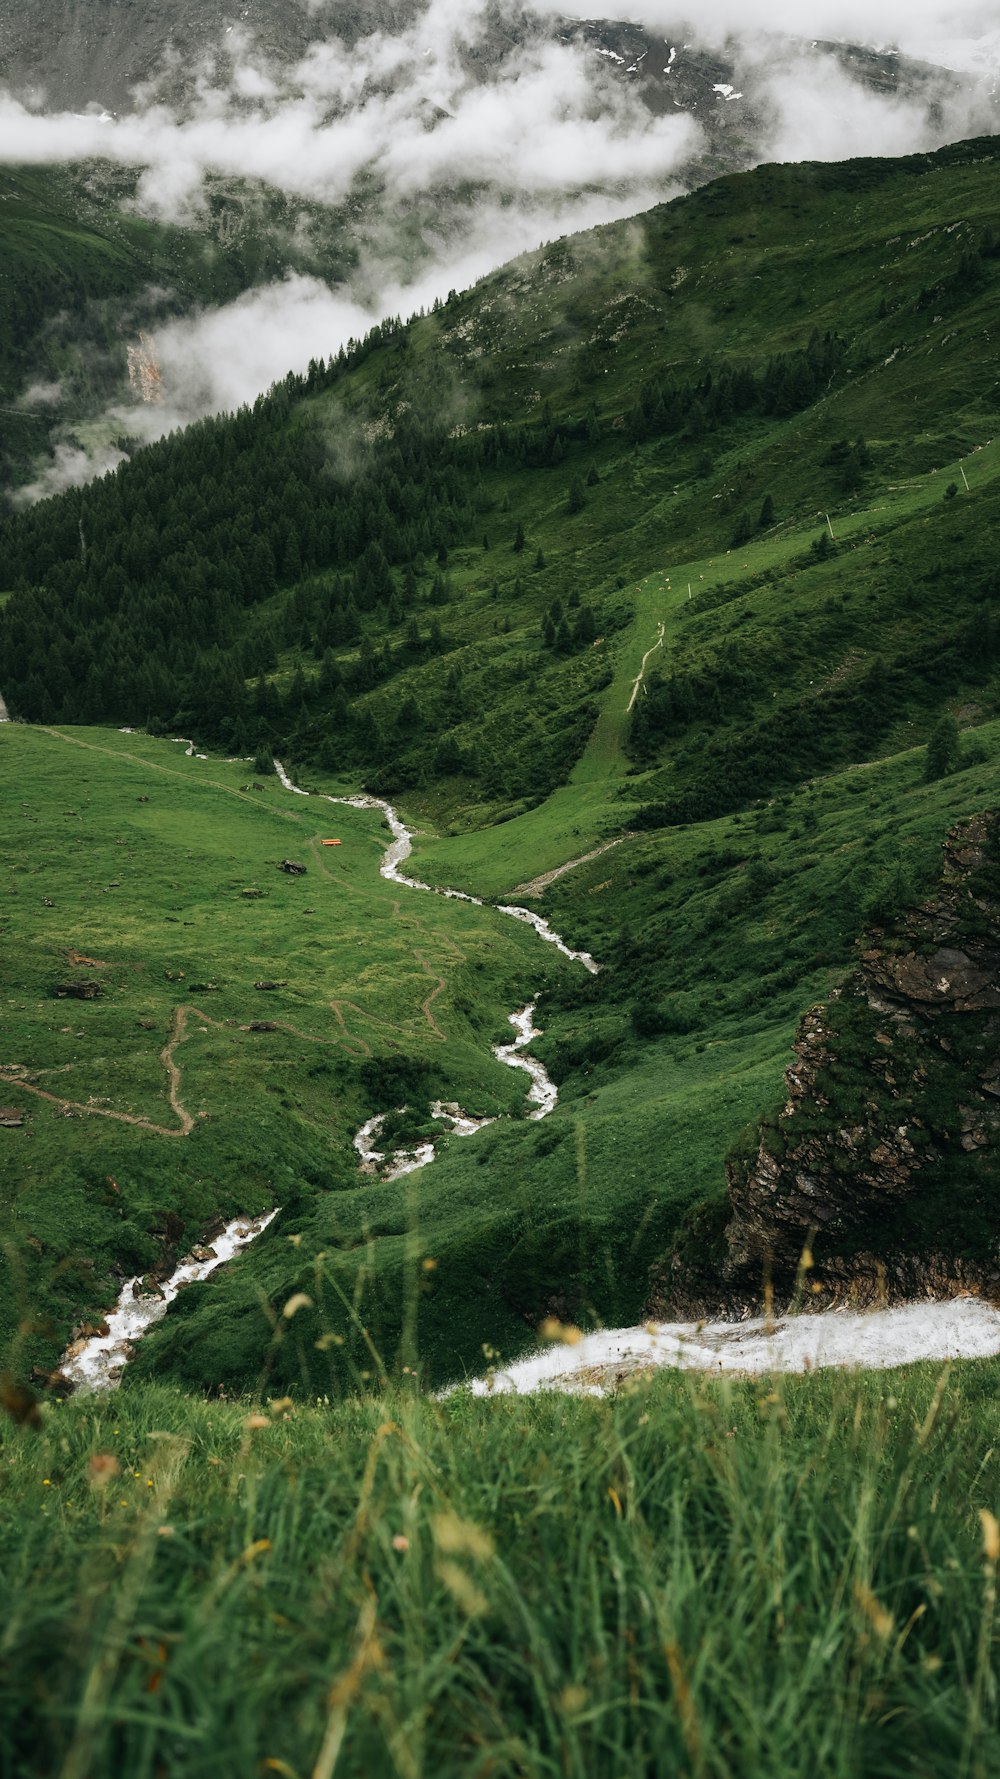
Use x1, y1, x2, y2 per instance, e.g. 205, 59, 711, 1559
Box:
253, 980, 285, 991
0, 1108, 24, 1128
54, 980, 102, 1000
280, 859, 307, 876
30, 1367, 75, 1399
133, 1276, 166, 1302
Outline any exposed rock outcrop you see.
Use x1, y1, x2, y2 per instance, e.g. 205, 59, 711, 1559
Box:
708, 812, 1000, 1309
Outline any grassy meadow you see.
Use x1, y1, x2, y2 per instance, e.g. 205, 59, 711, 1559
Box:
0, 722, 564, 1383
0, 132, 1000, 1779
3, 1360, 1000, 1778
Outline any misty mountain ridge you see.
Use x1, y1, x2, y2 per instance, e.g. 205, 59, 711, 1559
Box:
0, 1, 997, 503
1, 1, 991, 148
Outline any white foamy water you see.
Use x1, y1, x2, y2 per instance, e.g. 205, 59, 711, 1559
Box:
462, 1299, 1000, 1395
353, 1110, 437, 1180
495, 903, 600, 974
273, 765, 601, 972
354, 1099, 500, 1182
60, 1209, 279, 1390
494, 1002, 558, 1119
352, 1011, 558, 1180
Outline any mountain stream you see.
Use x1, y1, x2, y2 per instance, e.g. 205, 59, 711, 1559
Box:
62, 764, 579, 1383
61, 1211, 279, 1390
62, 756, 1000, 1392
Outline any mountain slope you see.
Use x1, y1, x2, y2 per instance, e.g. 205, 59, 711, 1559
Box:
1, 138, 999, 1393
1, 4, 994, 498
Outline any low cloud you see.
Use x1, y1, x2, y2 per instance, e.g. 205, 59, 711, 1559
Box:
16, 379, 64, 409
3, 0, 997, 499
0, 13, 699, 221
15, 440, 127, 504
549, 2, 1000, 71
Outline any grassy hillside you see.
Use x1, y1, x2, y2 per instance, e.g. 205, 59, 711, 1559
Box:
1, 137, 1000, 1392
2, 138, 999, 814
1, 705, 996, 1397
0, 723, 562, 1385
3, 1360, 1000, 1777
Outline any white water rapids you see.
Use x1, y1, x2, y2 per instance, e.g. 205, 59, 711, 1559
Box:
354, 1098, 496, 1182
62, 1210, 278, 1390
353, 1003, 556, 1183
463, 1299, 1000, 1395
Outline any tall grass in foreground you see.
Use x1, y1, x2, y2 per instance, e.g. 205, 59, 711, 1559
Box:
1, 1363, 999, 1777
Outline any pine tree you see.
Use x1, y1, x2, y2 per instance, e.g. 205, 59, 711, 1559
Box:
573, 605, 597, 646
923, 713, 962, 782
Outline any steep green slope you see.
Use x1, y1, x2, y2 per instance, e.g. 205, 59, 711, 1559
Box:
1, 139, 999, 1394
3, 138, 998, 815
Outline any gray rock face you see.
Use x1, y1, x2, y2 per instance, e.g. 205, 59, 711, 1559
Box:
722, 812, 1000, 1293
0, 0, 417, 111
0, 1, 981, 133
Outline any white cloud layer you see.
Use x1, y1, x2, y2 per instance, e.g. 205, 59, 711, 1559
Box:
548, 1, 1000, 71
0, 14, 697, 218
3, 0, 997, 498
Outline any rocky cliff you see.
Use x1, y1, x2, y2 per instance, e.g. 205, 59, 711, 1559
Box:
661, 812, 1000, 1316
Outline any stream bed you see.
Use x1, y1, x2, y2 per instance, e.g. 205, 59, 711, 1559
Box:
351, 1002, 557, 1182
460, 1298, 1000, 1395
62, 1210, 279, 1390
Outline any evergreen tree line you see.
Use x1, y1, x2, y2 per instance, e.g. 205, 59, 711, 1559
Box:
0, 307, 849, 772
623, 330, 848, 445
630, 600, 1000, 828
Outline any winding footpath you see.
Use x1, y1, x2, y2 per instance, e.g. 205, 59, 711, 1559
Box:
626, 621, 665, 713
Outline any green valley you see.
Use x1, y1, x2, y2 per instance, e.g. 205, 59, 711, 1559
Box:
4, 87, 1000, 1779
1, 136, 999, 1398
